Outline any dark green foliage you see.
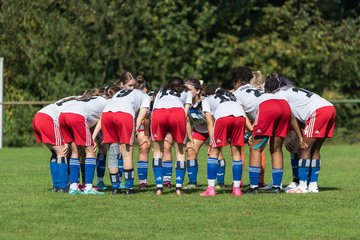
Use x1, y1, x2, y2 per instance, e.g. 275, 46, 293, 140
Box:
0, 0, 359, 146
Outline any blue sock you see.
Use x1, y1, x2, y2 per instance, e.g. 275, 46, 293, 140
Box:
85, 158, 96, 185
272, 168, 283, 188
187, 159, 198, 184
298, 159, 311, 187
162, 160, 173, 183
217, 159, 226, 184
309, 159, 321, 183
249, 166, 261, 188
118, 156, 124, 178
232, 160, 243, 182
96, 153, 106, 179
153, 158, 163, 187
124, 169, 134, 189
110, 173, 120, 189
291, 153, 299, 183
176, 161, 186, 187
50, 157, 58, 188
69, 158, 80, 184
207, 157, 218, 181
80, 163, 85, 183
57, 157, 68, 189
137, 161, 148, 181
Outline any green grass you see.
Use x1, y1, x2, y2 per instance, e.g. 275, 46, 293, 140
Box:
0, 144, 359, 240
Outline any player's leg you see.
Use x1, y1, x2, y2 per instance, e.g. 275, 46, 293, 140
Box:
308, 138, 325, 193
137, 132, 150, 189
50, 144, 68, 192
200, 146, 220, 196
173, 142, 186, 195
152, 140, 164, 195
185, 138, 205, 188
162, 133, 173, 188
96, 135, 107, 190
121, 143, 135, 194
68, 143, 82, 194
216, 151, 226, 188
269, 136, 285, 193
108, 143, 121, 194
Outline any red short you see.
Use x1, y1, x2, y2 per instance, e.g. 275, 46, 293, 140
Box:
102, 112, 135, 145
32, 113, 63, 145
304, 106, 336, 138
211, 116, 245, 147
151, 108, 186, 144
192, 128, 209, 142
253, 99, 291, 138
59, 113, 93, 146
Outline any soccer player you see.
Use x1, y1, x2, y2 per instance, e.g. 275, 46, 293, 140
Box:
270, 73, 336, 193
93, 72, 150, 194
59, 88, 108, 195
151, 76, 192, 195
32, 96, 78, 192
199, 84, 253, 197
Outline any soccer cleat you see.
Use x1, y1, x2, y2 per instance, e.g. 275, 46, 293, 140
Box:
139, 182, 148, 190
163, 182, 172, 189
97, 181, 108, 190
246, 187, 259, 194
308, 184, 319, 193
232, 187, 244, 197
78, 183, 85, 191
215, 184, 230, 190
153, 187, 164, 196
184, 183, 197, 189
286, 186, 308, 194
112, 188, 122, 195
69, 189, 82, 195
81, 188, 105, 195
199, 186, 216, 197
57, 187, 68, 193
50, 187, 59, 192
283, 181, 298, 192
123, 188, 136, 195
175, 187, 186, 195
270, 187, 282, 194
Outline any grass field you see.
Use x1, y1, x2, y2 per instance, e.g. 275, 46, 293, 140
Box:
0, 144, 359, 240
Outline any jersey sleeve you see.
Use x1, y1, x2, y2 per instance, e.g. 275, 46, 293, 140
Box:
185, 91, 193, 105
202, 98, 211, 113
140, 93, 151, 109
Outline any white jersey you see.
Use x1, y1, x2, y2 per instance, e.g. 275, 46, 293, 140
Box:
233, 84, 263, 121
103, 89, 150, 117
202, 91, 246, 120
188, 98, 208, 133
153, 89, 192, 109
278, 87, 333, 123
61, 96, 108, 128
38, 97, 78, 121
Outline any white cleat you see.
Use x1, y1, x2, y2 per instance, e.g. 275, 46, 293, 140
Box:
286, 186, 308, 194
283, 181, 298, 192
308, 183, 319, 193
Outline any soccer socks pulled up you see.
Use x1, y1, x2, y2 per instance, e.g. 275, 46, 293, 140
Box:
69, 158, 80, 185
153, 158, 163, 188
232, 160, 242, 188
137, 161, 148, 182
50, 156, 58, 188
291, 153, 299, 183
207, 157, 218, 187
309, 159, 321, 184
118, 156, 124, 177
85, 158, 97, 187
298, 159, 311, 188
187, 159, 198, 184
124, 169, 134, 189
272, 168, 283, 188
176, 161, 186, 188
110, 173, 120, 189
217, 159, 226, 185
80, 162, 85, 184
96, 153, 106, 180
162, 160, 173, 183
56, 157, 68, 189
249, 166, 261, 188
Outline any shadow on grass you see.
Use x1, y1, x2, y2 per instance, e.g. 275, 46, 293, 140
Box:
318, 186, 341, 191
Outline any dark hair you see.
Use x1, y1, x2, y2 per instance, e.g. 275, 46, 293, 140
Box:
79, 88, 103, 100
265, 73, 293, 93
232, 66, 253, 85
163, 76, 188, 93
114, 71, 135, 87
135, 74, 149, 91
204, 83, 221, 96
185, 78, 202, 91
106, 85, 121, 98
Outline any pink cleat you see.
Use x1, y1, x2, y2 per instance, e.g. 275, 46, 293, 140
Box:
199, 186, 216, 197
232, 187, 244, 197
78, 183, 85, 191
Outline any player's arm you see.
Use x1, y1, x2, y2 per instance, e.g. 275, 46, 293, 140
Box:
91, 115, 102, 151
204, 112, 214, 138
290, 115, 308, 149
135, 108, 148, 133
186, 116, 194, 143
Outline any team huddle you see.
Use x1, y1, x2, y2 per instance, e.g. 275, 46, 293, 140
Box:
32, 66, 336, 196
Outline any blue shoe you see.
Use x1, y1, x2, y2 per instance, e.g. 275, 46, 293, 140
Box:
82, 188, 105, 195
97, 181, 108, 190
69, 189, 82, 195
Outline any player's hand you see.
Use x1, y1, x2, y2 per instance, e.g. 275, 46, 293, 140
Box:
92, 139, 98, 153
63, 144, 69, 155
299, 137, 308, 149
138, 136, 149, 146
247, 135, 253, 146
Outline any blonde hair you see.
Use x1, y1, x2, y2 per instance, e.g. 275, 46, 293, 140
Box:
250, 71, 265, 86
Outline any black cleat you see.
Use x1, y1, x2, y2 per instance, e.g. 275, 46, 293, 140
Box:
123, 188, 136, 195
57, 187, 69, 193
50, 187, 59, 192
112, 188, 122, 195
246, 187, 259, 194
153, 187, 164, 196
270, 187, 282, 194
